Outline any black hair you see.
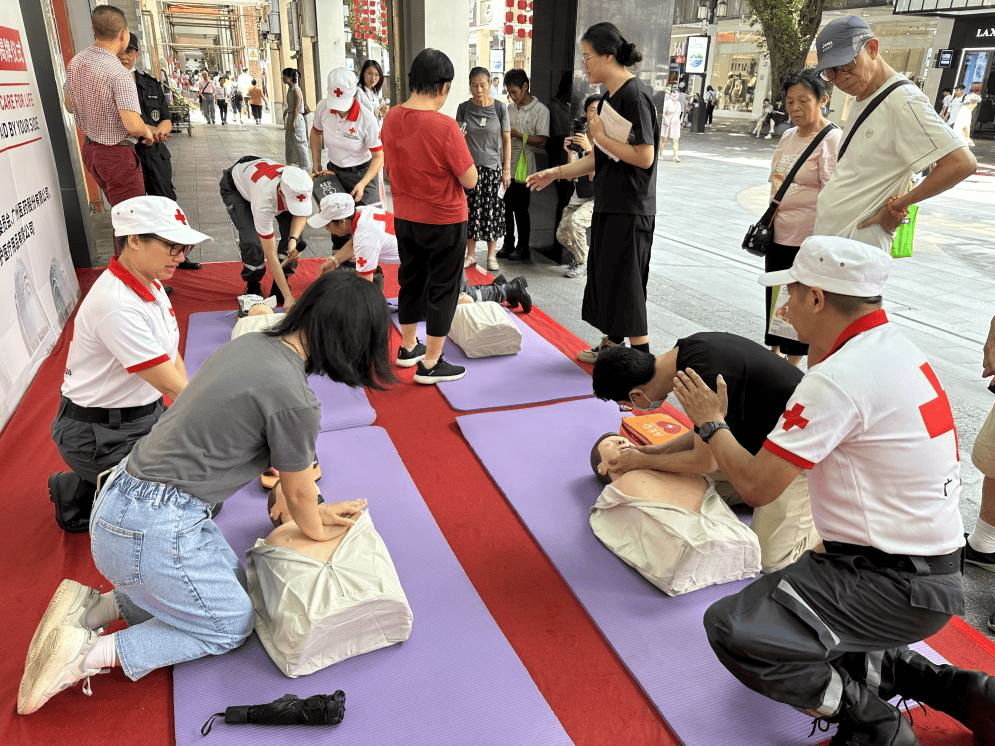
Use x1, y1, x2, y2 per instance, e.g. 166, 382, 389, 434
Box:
282, 67, 298, 83
251, 78, 257, 85
360, 59, 385, 94
941, 88, 951, 95
92, 5, 127, 40
503, 68, 529, 89
592, 346, 656, 403
469, 66, 490, 83
782, 69, 827, 100
264, 272, 395, 389
581, 22, 643, 67
583, 94, 600, 111
408, 48, 454, 95
791, 282, 883, 315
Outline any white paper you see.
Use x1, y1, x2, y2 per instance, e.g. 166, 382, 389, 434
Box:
768, 285, 799, 341
594, 100, 631, 162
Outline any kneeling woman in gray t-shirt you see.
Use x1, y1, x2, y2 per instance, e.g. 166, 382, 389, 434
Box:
18, 272, 395, 715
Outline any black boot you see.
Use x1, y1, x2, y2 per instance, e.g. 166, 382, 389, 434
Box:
48, 472, 97, 533
491, 274, 507, 286
881, 649, 995, 743
496, 242, 515, 259
826, 679, 918, 746
503, 276, 532, 313
245, 280, 263, 298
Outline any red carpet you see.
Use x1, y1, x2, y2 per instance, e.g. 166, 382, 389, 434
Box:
2, 260, 993, 745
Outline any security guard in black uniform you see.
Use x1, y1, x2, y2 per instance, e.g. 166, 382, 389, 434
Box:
119, 33, 200, 269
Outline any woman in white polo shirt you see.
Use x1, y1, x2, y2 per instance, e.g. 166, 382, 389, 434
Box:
309, 67, 383, 207
48, 196, 211, 532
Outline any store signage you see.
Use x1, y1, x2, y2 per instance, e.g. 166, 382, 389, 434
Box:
976, 27, 995, 39
936, 48, 954, 68
686, 35, 709, 75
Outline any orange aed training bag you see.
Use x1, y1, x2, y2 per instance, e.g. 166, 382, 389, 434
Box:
620, 412, 690, 446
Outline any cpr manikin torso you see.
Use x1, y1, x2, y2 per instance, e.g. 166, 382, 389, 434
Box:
590, 434, 761, 595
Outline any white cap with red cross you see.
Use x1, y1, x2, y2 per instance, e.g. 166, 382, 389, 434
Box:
278, 166, 314, 217
112, 196, 212, 244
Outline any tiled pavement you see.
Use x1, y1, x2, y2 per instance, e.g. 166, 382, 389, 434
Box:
84, 104, 995, 636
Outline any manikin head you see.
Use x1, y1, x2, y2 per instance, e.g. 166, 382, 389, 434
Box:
590, 432, 635, 485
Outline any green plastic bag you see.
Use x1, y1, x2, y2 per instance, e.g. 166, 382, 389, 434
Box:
513, 135, 528, 182
891, 203, 918, 259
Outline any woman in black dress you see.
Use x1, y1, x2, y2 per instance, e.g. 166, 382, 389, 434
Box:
527, 22, 658, 362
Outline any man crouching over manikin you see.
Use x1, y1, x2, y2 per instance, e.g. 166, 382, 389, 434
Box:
589, 432, 761, 596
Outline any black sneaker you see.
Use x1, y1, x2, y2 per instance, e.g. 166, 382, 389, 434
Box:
964, 533, 995, 571
491, 274, 507, 286
245, 280, 263, 298
413, 357, 466, 384
396, 340, 426, 368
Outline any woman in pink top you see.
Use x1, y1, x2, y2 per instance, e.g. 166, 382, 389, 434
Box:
381, 49, 477, 385
766, 70, 841, 364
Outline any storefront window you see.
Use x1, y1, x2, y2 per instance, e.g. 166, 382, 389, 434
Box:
713, 52, 759, 111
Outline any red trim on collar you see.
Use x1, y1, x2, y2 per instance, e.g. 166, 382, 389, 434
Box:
276, 192, 287, 213
820, 309, 889, 363
346, 99, 361, 122
108, 256, 156, 302
350, 212, 361, 234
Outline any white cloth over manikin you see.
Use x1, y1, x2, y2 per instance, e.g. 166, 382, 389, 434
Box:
447, 301, 522, 358
246, 510, 413, 677
589, 480, 761, 596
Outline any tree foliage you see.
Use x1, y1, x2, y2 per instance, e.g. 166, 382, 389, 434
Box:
747, 0, 827, 100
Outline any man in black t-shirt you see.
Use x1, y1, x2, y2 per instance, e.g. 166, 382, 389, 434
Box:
592, 334, 821, 571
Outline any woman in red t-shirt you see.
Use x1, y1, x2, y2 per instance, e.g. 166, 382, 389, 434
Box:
381, 49, 477, 385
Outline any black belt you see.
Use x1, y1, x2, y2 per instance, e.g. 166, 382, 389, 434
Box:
61, 396, 162, 424
824, 541, 962, 576
84, 136, 135, 148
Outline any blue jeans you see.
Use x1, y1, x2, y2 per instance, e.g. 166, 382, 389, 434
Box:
90, 462, 253, 681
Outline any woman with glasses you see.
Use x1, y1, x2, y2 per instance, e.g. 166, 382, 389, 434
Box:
527, 22, 659, 364
20, 271, 395, 715
47, 196, 209, 534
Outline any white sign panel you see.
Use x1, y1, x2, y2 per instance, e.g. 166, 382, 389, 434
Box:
0, 4, 80, 431
686, 35, 709, 75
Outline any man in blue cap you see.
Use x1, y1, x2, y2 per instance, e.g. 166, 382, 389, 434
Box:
812, 15, 975, 253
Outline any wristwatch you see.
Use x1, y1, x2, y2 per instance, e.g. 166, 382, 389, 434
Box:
695, 421, 730, 444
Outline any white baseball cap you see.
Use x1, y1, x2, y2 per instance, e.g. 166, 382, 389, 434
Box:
758, 235, 890, 297
278, 166, 314, 217
112, 196, 212, 244
307, 193, 356, 228
326, 67, 358, 112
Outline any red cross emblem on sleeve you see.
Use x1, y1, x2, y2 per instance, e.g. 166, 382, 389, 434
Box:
174, 209, 187, 225
356, 257, 367, 268
782, 403, 809, 431
334, 87, 343, 97
250, 162, 284, 182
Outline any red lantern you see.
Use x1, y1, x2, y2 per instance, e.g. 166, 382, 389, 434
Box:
506, 0, 514, 5
505, 11, 512, 21
517, 13, 525, 23
528, 15, 533, 24
517, 28, 525, 38
504, 24, 513, 35
527, 30, 533, 38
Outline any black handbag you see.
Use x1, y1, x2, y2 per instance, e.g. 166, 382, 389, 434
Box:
742, 123, 836, 257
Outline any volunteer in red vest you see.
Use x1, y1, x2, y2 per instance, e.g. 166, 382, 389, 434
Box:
309, 68, 383, 207
219, 156, 313, 306
672, 235, 994, 744
49, 196, 210, 532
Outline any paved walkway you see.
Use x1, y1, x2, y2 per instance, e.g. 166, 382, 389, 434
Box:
87, 106, 995, 635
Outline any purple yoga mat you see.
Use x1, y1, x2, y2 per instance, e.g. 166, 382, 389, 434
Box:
185, 311, 376, 432
395, 310, 593, 411
172, 426, 569, 745
457, 398, 944, 746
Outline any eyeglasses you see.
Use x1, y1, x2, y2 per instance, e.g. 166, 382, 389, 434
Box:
151, 236, 192, 257
819, 59, 858, 82
582, 53, 598, 64
626, 389, 663, 412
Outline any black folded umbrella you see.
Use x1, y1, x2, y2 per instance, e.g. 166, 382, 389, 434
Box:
201, 692, 345, 735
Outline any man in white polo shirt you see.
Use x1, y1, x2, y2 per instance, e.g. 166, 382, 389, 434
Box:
49, 196, 211, 532
309, 68, 383, 207
219, 156, 313, 307
673, 235, 994, 744
812, 16, 975, 253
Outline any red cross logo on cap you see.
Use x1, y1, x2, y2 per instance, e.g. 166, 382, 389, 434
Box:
334, 87, 343, 97
295, 193, 308, 202
174, 209, 187, 225
782, 403, 809, 431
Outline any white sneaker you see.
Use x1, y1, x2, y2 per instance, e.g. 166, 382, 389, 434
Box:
25, 579, 101, 669
563, 262, 586, 278
18, 626, 107, 715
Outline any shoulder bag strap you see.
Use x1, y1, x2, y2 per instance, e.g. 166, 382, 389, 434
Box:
759, 123, 837, 226
837, 79, 915, 160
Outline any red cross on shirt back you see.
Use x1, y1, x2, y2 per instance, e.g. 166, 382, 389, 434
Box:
250, 162, 284, 182
782, 403, 809, 431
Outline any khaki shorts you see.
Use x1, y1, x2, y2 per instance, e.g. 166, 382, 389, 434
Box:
712, 470, 821, 573
972, 400, 995, 477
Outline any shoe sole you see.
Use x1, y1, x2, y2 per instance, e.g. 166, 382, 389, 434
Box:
413, 371, 466, 384
965, 556, 995, 572
18, 626, 87, 715
24, 580, 92, 671
395, 355, 425, 368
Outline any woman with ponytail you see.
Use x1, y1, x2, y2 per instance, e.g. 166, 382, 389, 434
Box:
527, 22, 659, 362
